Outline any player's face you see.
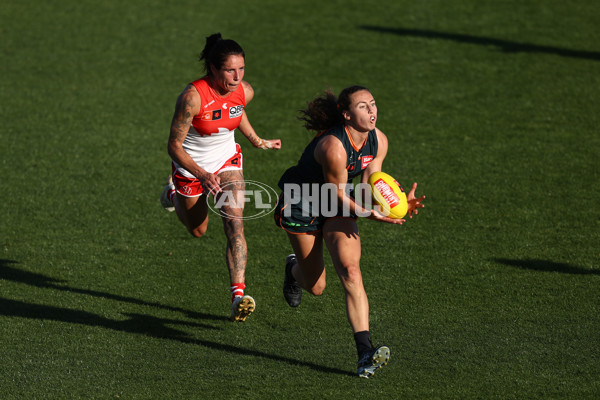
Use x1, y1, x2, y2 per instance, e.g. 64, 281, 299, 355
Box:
343, 90, 377, 132
211, 54, 245, 95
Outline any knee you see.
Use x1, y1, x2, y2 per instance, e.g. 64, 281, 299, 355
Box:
189, 225, 208, 238
308, 281, 326, 296
224, 217, 245, 237
338, 263, 364, 288
305, 276, 327, 296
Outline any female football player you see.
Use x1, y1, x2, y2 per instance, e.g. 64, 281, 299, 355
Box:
274, 86, 425, 377
161, 33, 281, 322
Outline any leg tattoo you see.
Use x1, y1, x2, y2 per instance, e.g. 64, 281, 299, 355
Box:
217, 170, 248, 284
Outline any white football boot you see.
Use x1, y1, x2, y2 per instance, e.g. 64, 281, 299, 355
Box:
230, 295, 255, 322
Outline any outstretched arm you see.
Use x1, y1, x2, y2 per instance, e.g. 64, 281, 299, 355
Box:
238, 81, 282, 150
358, 130, 406, 224
316, 135, 404, 225
361, 129, 425, 223
238, 111, 282, 149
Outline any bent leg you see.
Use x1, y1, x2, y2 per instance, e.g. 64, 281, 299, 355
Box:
174, 193, 210, 238
323, 218, 368, 333
286, 231, 326, 296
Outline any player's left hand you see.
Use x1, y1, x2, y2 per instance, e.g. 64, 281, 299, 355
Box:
406, 182, 425, 218
258, 139, 281, 150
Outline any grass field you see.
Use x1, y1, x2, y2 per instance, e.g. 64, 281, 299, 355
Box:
1, 0, 599, 398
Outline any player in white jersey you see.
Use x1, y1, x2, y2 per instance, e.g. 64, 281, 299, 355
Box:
160, 33, 281, 321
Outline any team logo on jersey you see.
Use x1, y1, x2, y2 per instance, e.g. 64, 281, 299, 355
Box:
180, 185, 193, 196
229, 105, 244, 118
361, 155, 374, 169
201, 109, 222, 121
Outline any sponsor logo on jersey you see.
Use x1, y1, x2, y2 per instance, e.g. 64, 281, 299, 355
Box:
361, 155, 374, 169
229, 105, 244, 118
201, 109, 222, 121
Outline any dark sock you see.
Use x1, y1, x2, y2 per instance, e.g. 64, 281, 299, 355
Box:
354, 331, 373, 358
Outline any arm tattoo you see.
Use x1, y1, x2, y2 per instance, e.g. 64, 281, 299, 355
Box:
169, 89, 196, 143
248, 135, 262, 147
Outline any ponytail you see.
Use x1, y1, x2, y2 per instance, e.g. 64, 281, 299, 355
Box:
298, 85, 370, 132
199, 33, 245, 75
298, 89, 341, 132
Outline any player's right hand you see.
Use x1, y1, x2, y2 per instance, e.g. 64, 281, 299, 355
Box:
201, 173, 222, 196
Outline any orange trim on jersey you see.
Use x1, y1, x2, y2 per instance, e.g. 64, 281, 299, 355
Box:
345, 126, 368, 152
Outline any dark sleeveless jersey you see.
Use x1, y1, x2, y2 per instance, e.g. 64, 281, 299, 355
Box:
278, 124, 378, 189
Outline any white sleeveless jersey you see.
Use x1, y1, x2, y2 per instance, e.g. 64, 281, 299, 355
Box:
174, 127, 237, 176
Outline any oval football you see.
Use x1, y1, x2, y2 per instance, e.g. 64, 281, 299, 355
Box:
368, 171, 408, 219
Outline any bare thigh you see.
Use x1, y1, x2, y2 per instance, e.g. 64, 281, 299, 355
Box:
175, 193, 210, 238
322, 218, 362, 282
215, 170, 245, 220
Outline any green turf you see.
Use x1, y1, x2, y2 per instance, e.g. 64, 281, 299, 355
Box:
1, 0, 599, 398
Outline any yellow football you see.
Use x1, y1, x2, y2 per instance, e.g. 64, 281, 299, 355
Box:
368, 171, 408, 219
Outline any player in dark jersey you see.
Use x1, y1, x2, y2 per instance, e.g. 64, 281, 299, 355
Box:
274, 86, 425, 378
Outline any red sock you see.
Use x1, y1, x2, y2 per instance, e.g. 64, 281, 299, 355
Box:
167, 188, 176, 203
230, 283, 246, 302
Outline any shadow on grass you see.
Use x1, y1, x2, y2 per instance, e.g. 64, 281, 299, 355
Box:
0, 259, 354, 377
492, 258, 599, 275
0, 259, 226, 321
360, 25, 600, 61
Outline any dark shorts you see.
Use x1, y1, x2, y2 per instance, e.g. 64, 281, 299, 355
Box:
273, 193, 357, 234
